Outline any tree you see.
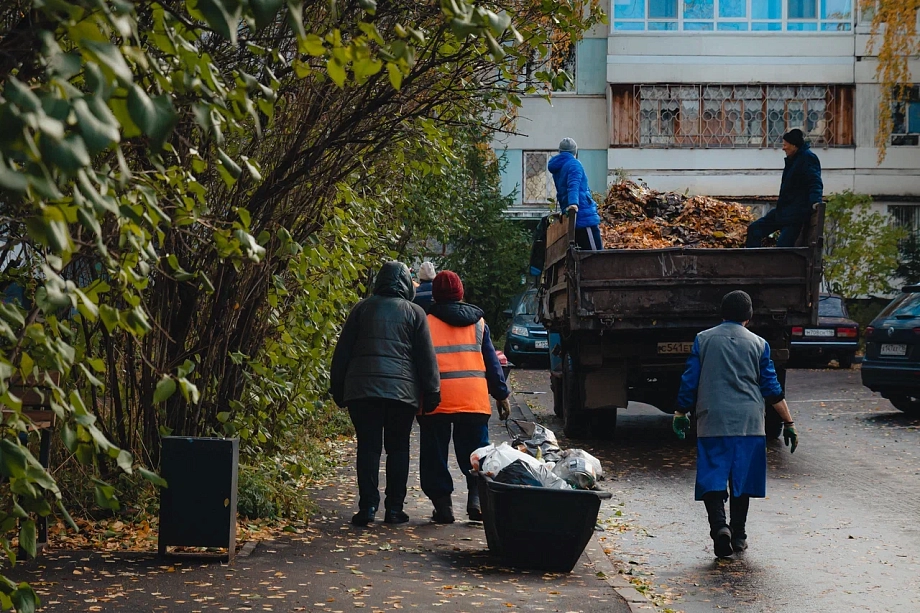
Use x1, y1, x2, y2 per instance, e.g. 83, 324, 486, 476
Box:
823, 191, 907, 297
0, 0, 604, 603
860, 0, 920, 160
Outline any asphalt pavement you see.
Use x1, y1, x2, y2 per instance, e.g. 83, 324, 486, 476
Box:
512, 365, 920, 613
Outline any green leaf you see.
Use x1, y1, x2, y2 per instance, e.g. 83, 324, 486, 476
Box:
18, 521, 36, 559
216, 411, 231, 423
40, 133, 91, 174
127, 86, 177, 150
73, 98, 120, 154
178, 377, 200, 403
116, 449, 133, 473
82, 40, 133, 85
193, 0, 241, 43
327, 58, 346, 88
250, 0, 285, 29
153, 377, 176, 404
10, 583, 38, 613
139, 467, 167, 488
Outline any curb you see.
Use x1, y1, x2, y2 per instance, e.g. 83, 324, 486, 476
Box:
509, 392, 655, 613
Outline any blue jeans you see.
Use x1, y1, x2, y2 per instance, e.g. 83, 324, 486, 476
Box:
745, 209, 803, 248
417, 413, 490, 501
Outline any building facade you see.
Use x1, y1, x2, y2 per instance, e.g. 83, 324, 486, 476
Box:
495, 1, 920, 237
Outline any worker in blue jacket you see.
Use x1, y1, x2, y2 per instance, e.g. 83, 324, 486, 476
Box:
746, 128, 823, 247
673, 291, 799, 558
548, 138, 603, 250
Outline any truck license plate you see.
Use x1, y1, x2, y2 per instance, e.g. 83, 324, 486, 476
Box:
880, 344, 907, 356
804, 328, 835, 337
658, 342, 694, 355
535, 340, 549, 349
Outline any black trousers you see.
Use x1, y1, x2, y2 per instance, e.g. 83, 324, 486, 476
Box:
347, 399, 417, 513
702, 489, 750, 539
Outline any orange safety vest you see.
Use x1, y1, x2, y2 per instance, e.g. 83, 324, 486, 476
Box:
426, 315, 492, 416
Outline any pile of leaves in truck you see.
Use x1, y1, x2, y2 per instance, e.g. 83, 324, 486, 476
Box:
599, 180, 755, 248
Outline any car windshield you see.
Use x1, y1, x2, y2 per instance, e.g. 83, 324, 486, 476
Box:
877, 291, 920, 319
818, 296, 846, 318
516, 292, 538, 316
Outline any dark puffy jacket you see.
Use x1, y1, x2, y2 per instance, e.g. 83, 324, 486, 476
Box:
330, 261, 440, 409
427, 302, 510, 401
547, 152, 601, 229
776, 143, 823, 225
413, 280, 433, 311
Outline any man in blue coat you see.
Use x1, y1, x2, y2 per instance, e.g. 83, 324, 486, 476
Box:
673, 291, 799, 558
548, 138, 603, 250
746, 128, 823, 247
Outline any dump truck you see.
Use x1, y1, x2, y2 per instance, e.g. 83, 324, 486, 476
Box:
538, 206, 824, 439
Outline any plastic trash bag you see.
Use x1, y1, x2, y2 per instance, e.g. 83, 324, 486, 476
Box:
493, 459, 544, 487
505, 419, 562, 462
472, 442, 569, 489
551, 456, 598, 490
559, 449, 604, 481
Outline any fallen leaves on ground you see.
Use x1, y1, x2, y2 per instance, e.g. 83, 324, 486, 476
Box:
600, 180, 754, 249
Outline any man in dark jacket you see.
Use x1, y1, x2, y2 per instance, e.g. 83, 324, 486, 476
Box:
548, 138, 603, 250
746, 129, 823, 248
330, 261, 441, 526
419, 271, 511, 523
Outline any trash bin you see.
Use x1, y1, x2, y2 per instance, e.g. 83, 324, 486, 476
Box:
158, 437, 239, 561
478, 474, 611, 572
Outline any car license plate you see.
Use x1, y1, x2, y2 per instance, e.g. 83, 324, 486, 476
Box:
880, 344, 908, 356
804, 328, 835, 337
658, 342, 694, 355
535, 340, 548, 349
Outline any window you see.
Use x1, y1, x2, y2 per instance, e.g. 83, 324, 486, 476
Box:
818, 295, 847, 317
891, 86, 920, 146
610, 84, 854, 148
523, 151, 556, 204
612, 0, 852, 31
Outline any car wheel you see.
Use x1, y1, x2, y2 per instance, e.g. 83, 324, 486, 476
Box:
838, 354, 854, 369
888, 395, 920, 416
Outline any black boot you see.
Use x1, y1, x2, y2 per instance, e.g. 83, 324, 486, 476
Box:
729, 495, 750, 552
466, 476, 482, 521
703, 491, 733, 558
431, 495, 455, 524
351, 506, 376, 527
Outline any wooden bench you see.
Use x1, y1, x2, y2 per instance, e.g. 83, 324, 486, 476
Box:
6, 376, 58, 558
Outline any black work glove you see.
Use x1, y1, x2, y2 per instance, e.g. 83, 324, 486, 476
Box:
422, 391, 441, 414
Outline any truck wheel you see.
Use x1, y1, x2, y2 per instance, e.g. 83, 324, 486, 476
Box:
591, 409, 617, 441
562, 355, 589, 439
551, 375, 563, 418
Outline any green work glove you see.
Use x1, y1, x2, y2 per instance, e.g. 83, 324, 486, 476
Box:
672, 413, 690, 440
783, 423, 798, 454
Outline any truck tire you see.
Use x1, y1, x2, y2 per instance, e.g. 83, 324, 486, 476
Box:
551, 375, 564, 418
764, 366, 787, 440
562, 355, 589, 439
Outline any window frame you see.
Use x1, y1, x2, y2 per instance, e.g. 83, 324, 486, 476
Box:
611, 0, 853, 32
890, 85, 920, 147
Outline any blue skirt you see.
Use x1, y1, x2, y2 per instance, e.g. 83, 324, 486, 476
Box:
695, 436, 767, 501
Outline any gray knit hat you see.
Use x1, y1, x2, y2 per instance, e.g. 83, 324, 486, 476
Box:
721, 290, 753, 323
418, 261, 436, 281
558, 137, 577, 153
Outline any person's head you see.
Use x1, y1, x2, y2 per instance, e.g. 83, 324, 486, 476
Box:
373, 261, 415, 301
432, 270, 464, 303
782, 129, 805, 157
418, 261, 437, 282
721, 290, 753, 324
558, 137, 577, 155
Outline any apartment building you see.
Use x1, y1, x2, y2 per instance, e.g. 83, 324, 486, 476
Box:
495, 1, 920, 237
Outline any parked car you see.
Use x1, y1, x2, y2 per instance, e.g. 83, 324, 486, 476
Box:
503, 289, 549, 366
861, 286, 920, 415
789, 293, 860, 368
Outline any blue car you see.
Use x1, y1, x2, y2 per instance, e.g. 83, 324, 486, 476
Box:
502, 289, 549, 366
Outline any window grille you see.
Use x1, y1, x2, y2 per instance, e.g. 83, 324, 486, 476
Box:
890, 205, 920, 235
611, 84, 854, 148
522, 151, 556, 204
891, 86, 920, 147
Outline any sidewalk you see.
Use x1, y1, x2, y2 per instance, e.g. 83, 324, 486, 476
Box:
8, 398, 636, 612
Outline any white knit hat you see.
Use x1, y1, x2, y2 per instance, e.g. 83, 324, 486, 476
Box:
418, 261, 437, 281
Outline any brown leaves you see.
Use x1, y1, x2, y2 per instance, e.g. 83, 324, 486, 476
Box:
600, 180, 754, 249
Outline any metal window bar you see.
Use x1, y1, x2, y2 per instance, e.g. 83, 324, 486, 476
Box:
523, 151, 555, 204
632, 84, 845, 148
